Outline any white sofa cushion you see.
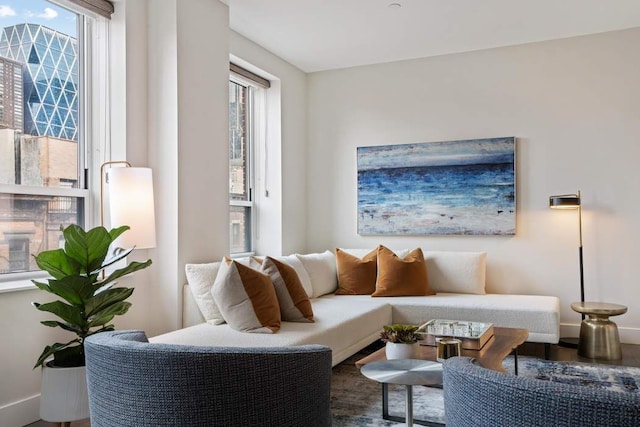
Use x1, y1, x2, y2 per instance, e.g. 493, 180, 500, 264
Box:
184, 262, 224, 325
153, 295, 392, 366
424, 251, 486, 294
295, 250, 338, 297
333, 293, 560, 344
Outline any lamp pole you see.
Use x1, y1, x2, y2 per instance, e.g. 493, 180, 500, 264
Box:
577, 190, 585, 320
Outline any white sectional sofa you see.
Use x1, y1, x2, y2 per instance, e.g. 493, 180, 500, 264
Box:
152, 250, 560, 366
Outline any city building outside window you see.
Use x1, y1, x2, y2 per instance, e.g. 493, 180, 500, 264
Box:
229, 77, 254, 254
0, 0, 108, 278
229, 64, 269, 255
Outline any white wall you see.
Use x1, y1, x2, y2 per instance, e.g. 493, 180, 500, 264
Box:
230, 31, 308, 255
0, 0, 231, 424
147, 0, 230, 334
307, 28, 640, 343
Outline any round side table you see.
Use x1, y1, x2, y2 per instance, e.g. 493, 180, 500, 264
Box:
571, 301, 627, 360
361, 359, 442, 427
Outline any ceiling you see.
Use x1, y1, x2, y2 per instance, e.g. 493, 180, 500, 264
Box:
227, 0, 640, 73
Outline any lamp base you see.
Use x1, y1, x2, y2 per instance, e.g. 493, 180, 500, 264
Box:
558, 337, 579, 349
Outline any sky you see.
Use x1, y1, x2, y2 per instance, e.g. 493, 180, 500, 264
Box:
0, 0, 76, 38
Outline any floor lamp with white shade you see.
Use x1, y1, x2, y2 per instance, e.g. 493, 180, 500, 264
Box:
100, 161, 156, 249
549, 190, 584, 348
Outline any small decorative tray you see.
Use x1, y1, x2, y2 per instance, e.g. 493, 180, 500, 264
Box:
417, 319, 494, 350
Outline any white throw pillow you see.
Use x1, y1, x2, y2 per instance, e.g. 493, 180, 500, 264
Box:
295, 250, 337, 298
212, 259, 281, 333
184, 262, 224, 325
274, 254, 314, 298
423, 251, 487, 294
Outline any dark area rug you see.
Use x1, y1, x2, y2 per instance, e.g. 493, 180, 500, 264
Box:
502, 356, 640, 394
331, 346, 640, 426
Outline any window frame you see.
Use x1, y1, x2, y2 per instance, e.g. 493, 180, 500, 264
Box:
0, 0, 107, 290
229, 74, 259, 256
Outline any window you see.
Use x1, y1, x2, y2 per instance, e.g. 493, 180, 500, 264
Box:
228, 65, 268, 255
0, 0, 109, 278
229, 78, 254, 254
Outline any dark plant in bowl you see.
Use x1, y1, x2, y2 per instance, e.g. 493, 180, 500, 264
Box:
380, 324, 420, 344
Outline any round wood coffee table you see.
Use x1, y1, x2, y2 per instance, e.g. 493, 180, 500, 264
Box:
361, 359, 443, 427
571, 301, 627, 360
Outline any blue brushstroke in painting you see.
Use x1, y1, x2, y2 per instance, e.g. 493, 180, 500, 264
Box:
357, 137, 515, 235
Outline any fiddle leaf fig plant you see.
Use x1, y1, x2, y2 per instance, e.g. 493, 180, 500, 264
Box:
32, 224, 152, 368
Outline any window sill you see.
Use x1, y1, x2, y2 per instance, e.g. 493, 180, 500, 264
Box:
0, 272, 48, 293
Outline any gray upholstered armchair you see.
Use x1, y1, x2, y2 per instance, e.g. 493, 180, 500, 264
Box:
443, 357, 640, 427
84, 330, 332, 427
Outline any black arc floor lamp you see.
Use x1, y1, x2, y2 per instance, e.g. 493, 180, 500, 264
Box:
549, 190, 584, 348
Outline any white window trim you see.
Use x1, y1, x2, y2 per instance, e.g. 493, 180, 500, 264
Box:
0, 3, 111, 292
229, 75, 259, 255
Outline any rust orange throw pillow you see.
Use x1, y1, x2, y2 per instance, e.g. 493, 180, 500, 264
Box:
335, 248, 378, 295
372, 246, 434, 297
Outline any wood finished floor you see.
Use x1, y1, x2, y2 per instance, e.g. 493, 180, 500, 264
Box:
26, 342, 640, 427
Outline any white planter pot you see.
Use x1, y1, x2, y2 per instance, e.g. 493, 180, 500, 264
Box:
385, 342, 419, 360
40, 364, 90, 422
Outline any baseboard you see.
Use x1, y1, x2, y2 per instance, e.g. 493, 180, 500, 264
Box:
560, 323, 640, 345
0, 394, 40, 427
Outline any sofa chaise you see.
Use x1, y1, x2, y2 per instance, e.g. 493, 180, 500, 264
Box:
152, 250, 560, 366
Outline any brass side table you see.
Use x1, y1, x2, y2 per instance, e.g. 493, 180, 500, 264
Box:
571, 301, 627, 360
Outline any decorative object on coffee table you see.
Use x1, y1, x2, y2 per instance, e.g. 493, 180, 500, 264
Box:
571, 301, 627, 360
419, 319, 494, 350
361, 359, 444, 427
436, 338, 461, 363
380, 324, 420, 359
549, 190, 584, 349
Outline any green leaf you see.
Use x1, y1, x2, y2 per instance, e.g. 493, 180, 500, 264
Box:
40, 320, 84, 334
108, 225, 130, 243
64, 225, 111, 273
100, 259, 152, 287
35, 300, 85, 327
85, 287, 134, 317
45, 276, 94, 305
32, 280, 51, 293
40, 321, 59, 328
88, 301, 131, 327
33, 249, 80, 280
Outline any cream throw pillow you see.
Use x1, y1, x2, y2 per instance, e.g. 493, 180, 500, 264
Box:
212, 259, 281, 333
273, 254, 314, 298
295, 250, 338, 298
424, 251, 487, 294
261, 257, 314, 322
185, 262, 224, 325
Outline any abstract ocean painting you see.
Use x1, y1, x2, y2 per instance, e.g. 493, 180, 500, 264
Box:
357, 137, 515, 235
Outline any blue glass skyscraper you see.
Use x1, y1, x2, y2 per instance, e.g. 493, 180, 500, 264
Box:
0, 24, 78, 141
